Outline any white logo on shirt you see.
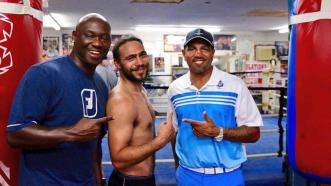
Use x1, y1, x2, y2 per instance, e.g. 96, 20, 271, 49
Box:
81, 89, 97, 118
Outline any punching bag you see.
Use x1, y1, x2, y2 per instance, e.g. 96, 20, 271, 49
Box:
0, 0, 43, 185
288, 0, 331, 183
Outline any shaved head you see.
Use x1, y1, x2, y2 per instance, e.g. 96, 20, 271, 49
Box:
70, 13, 111, 74
76, 13, 110, 31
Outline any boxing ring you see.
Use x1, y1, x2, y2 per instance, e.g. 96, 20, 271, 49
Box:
101, 85, 289, 185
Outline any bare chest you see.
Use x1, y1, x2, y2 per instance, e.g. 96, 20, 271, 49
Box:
133, 94, 155, 133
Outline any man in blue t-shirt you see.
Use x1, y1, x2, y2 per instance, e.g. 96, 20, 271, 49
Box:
7, 13, 112, 185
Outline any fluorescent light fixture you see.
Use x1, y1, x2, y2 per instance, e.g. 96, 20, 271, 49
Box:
50, 13, 72, 28
275, 25, 289, 34
135, 25, 221, 33
278, 28, 289, 33
43, 13, 61, 30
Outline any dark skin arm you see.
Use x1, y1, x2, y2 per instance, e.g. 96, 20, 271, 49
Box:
183, 111, 260, 143
93, 136, 106, 186
7, 116, 113, 150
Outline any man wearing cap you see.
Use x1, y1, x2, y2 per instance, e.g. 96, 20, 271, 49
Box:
167, 28, 263, 186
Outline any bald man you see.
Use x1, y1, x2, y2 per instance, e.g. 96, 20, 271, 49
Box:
7, 13, 112, 185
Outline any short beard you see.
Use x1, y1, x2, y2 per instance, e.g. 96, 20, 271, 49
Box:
121, 65, 149, 83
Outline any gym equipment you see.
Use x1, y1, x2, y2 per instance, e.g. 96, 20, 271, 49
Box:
0, 0, 43, 185
288, 0, 331, 183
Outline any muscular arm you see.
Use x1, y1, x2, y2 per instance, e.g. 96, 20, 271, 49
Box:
93, 136, 105, 186
107, 95, 173, 170
7, 124, 70, 149
7, 117, 112, 150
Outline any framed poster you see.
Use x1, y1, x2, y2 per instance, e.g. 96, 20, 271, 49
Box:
244, 61, 270, 87
148, 55, 153, 73
275, 41, 289, 59
154, 57, 165, 72
214, 34, 236, 51
254, 45, 275, 61
43, 36, 59, 59
111, 35, 122, 50
62, 33, 73, 55
164, 34, 185, 52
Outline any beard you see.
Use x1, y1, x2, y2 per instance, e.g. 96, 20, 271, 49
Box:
121, 64, 149, 83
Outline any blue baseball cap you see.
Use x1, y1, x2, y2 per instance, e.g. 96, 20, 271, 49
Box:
183, 28, 214, 48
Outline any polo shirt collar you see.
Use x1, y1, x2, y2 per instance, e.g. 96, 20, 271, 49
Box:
183, 66, 222, 89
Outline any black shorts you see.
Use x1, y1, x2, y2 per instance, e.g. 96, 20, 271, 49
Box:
108, 170, 156, 186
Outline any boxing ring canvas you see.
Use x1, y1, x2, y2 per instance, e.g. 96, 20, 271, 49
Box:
288, 0, 331, 183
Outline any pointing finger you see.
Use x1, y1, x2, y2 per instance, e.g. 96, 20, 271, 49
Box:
203, 111, 213, 123
182, 119, 203, 126
95, 116, 114, 124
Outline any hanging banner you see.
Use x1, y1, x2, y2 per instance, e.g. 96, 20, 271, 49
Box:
0, 0, 43, 185
288, 0, 331, 183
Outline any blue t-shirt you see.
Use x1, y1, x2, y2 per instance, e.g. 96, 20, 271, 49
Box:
7, 56, 108, 185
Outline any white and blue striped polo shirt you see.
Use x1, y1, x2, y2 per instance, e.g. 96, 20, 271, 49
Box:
167, 67, 263, 169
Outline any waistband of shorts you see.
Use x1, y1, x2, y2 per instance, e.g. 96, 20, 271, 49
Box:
181, 164, 241, 174
113, 169, 155, 180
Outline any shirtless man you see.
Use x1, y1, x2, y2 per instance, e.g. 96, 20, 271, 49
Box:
107, 36, 175, 186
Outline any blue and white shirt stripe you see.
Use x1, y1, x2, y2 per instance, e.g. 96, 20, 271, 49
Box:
167, 67, 263, 169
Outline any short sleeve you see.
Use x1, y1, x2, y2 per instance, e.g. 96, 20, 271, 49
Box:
235, 83, 263, 127
7, 65, 53, 132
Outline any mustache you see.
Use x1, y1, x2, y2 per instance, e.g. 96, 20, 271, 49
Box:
192, 57, 206, 62
131, 64, 149, 71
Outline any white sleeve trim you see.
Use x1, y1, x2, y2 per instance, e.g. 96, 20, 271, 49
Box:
7, 120, 38, 128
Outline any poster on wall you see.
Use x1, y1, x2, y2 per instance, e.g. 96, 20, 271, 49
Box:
111, 35, 122, 50
154, 57, 165, 72
244, 61, 270, 87
213, 34, 236, 51
164, 34, 185, 52
275, 41, 289, 59
42, 36, 59, 61
148, 55, 153, 73
62, 33, 73, 55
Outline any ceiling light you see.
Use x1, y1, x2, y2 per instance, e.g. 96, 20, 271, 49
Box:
135, 25, 221, 33
275, 25, 289, 34
131, 0, 183, 3
43, 13, 61, 30
50, 13, 72, 28
278, 28, 289, 33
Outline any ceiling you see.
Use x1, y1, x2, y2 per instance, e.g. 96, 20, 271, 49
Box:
46, 0, 289, 32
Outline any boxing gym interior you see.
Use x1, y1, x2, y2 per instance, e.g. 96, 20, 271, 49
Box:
1, 0, 331, 185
